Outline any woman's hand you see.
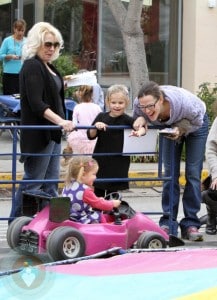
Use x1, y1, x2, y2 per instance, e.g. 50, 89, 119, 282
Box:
130, 126, 146, 137
6, 54, 20, 61
43, 108, 75, 132
133, 116, 147, 131
95, 122, 107, 131
13, 55, 21, 60
59, 120, 75, 132
165, 126, 185, 140
210, 178, 217, 190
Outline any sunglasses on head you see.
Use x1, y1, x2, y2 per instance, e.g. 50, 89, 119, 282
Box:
44, 41, 60, 49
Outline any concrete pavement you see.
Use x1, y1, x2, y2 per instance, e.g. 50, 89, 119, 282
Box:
0, 187, 216, 255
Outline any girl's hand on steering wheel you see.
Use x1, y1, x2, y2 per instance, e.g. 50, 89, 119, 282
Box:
113, 199, 121, 208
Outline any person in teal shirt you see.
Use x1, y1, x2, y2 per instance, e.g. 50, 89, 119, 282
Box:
0, 19, 26, 95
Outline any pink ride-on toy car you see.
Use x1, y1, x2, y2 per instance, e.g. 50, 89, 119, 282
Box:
7, 192, 184, 261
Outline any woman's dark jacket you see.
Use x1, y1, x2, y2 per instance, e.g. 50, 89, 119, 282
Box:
19, 55, 65, 153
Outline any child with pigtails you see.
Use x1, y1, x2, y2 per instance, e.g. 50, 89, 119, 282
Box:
62, 156, 121, 224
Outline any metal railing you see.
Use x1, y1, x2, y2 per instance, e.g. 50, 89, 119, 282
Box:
0, 124, 175, 225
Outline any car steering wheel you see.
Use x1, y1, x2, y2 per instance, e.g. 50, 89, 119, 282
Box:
105, 192, 136, 222
104, 192, 122, 201
105, 192, 122, 225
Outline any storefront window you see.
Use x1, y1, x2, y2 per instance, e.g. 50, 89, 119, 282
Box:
0, 0, 12, 42
100, 0, 180, 85
44, 0, 98, 71
100, 3, 127, 74
7, 0, 181, 85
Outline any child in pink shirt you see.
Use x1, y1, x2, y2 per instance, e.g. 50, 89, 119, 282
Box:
67, 85, 101, 154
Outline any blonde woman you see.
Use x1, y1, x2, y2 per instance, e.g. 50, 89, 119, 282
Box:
10, 22, 74, 219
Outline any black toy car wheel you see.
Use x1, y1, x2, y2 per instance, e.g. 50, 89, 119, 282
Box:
7, 216, 33, 250
46, 226, 86, 261
136, 231, 167, 249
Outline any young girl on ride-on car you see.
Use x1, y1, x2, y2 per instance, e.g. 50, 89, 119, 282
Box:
62, 156, 121, 224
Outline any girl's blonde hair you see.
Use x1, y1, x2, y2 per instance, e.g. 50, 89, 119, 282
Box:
105, 84, 130, 107
65, 156, 98, 186
78, 85, 93, 102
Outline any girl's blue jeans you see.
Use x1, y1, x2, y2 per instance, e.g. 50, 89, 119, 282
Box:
159, 114, 209, 235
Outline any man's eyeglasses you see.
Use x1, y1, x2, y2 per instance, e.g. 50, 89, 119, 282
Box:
137, 99, 159, 111
44, 42, 60, 49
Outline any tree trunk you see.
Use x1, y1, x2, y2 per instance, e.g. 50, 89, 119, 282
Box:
105, 0, 149, 99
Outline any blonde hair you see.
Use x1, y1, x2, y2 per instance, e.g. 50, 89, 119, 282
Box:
22, 22, 63, 61
105, 84, 130, 107
78, 85, 93, 102
65, 156, 98, 186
